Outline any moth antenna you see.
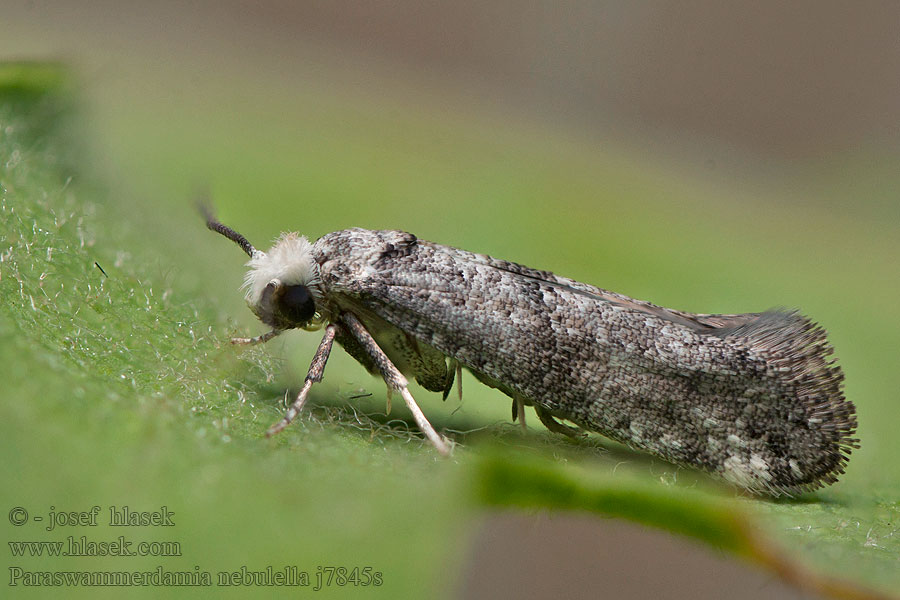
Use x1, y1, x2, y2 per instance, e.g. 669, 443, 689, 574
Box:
198, 200, 259, 258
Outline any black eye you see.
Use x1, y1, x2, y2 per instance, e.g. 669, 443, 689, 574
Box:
279, 284, 316, 323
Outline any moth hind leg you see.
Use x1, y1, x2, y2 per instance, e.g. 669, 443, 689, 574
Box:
411, 340, 454, 394
510, 396, 527, 431
534, 404, 584, 438
440, 359, 460, 401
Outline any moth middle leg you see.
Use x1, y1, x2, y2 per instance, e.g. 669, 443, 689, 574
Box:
341, 312, 452, 456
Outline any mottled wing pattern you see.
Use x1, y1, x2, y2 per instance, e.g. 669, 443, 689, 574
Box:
315, 229, 856, 495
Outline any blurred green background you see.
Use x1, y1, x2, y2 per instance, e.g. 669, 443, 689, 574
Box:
2, 2, 899, 598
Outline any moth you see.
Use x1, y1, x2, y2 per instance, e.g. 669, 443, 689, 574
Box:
204, 209, 857, 496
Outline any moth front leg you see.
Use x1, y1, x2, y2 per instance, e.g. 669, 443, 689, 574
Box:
231, 329, 282, 346
340, 312, 452, 456
266, 323, 339, 437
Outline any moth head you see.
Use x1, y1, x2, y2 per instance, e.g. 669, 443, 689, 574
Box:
204, 208, 321, 330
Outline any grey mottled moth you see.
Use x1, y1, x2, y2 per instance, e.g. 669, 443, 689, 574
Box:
204, 210, 857, 496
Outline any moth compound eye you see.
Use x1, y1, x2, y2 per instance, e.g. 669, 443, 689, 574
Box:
278, 284, 316, 324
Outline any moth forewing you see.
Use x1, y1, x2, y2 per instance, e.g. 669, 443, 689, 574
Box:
205, 214, 857, 497
311, 228, 857, 496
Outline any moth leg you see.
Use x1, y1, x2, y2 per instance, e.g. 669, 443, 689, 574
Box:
511, 396, 527, 431
440, 359, 464, 402
534, 404, 584, 438
265, 324, 338, 437
341, 312, 451, 456
231, 329, 282, 346
385, 386, 393, 415
441, 359, 457, 401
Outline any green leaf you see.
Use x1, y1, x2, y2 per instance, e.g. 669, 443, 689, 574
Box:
2, 62, 898, 599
